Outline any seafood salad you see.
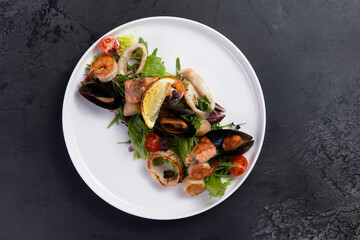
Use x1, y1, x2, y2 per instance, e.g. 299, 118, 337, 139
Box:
79, 34, 254, 198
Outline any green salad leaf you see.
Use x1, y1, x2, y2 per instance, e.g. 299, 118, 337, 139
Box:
204, 175, 231, 198
141, 48, 167, 78
168, 136, 200, 164
127, 114, 153, 159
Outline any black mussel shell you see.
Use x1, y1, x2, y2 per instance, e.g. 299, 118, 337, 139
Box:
155, 115, 196, 138
79, 82, 122, 110
205, 129, 254, 157
159, 105, 195, 116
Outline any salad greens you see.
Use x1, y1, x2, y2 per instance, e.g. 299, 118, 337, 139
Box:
204, 175, 232, 198
85, 35, 244, 198
141, 48, 167, 78
127, 114, 153, 159
196, 95, 213, 112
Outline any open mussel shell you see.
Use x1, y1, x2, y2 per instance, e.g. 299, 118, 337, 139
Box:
79, 82, 122, 110
160, 105, 195, 116
155, 115, 196, 138
205, 129, 254, 158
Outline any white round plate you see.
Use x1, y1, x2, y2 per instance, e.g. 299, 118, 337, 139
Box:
62, 16, 266, 220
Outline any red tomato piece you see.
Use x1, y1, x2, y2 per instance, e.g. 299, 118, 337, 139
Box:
145, 134, 162, 152
99, 36, 121, 56
229, 155, 248, 176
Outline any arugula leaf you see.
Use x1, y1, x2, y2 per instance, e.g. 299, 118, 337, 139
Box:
176, 57, 181, 78
107, 106, 126, 129
138, 37, 148, 52
132, 37, 148, 60
211, 122, 222, 130
196, 95, 213, 112
127, 114, 153, 159
204, 175, 231, 198
151, 48, 158, 56
211, 122, 233, 130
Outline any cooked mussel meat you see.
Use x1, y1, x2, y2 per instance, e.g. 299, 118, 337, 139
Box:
155, 115, 196, 138
205, 129, 254, 158
79, 82, 122, 110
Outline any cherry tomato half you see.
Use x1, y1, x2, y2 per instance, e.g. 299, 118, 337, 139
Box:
99, 36, 121, 56
229, 155, 248, 176
145, 133, 162, 152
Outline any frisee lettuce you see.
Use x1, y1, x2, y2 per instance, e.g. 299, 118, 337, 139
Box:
117, 34, 136, 54
212, 162, 235, 178
204, 175, 231, 198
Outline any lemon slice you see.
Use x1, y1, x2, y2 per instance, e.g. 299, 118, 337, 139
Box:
141, 78, 175, 129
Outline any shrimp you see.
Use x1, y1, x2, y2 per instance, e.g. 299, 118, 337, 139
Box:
83, 56, 118, 83
166, 78, 186, 106
188, 159, 221, 180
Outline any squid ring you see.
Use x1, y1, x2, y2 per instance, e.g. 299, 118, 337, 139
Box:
147, 150, 184, 187
118, 43, 147, 75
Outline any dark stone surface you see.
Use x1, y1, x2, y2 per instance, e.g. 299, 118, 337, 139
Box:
1, 0, 359, 239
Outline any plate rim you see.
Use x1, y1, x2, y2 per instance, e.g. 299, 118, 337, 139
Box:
62, 16, 266, 220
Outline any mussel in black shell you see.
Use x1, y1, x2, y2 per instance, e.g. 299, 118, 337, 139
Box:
79, 82, 122, 110
155, 115, 196, 138
205, 129, 254, 158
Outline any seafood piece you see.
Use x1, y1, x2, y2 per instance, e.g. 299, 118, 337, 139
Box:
118, 43, 147, 75
147, 150, 184, 187
182, 176, 205, 196
155, 115, 196, 138
195, 120, 211, 137
83, 56, 118, 83
166, 78, 186, 106
79, 82, 122, 110
124, 77, 159, 103
185, 136, 216, 164
205, 129, 254, 158
179, 68, 215, 119
123, 102, 140, 116
183, 81, 210, 120
188, 159, 220, 180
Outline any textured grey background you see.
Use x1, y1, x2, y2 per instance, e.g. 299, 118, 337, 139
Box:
1, 0, 359, 239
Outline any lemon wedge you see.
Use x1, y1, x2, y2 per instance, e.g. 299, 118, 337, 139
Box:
141, 78, 175, 129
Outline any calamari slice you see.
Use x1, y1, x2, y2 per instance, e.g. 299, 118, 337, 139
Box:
147, 150, 184, 187
118, 43, 147, 75
179, 68, 215, 119
182, 176, 205, 196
